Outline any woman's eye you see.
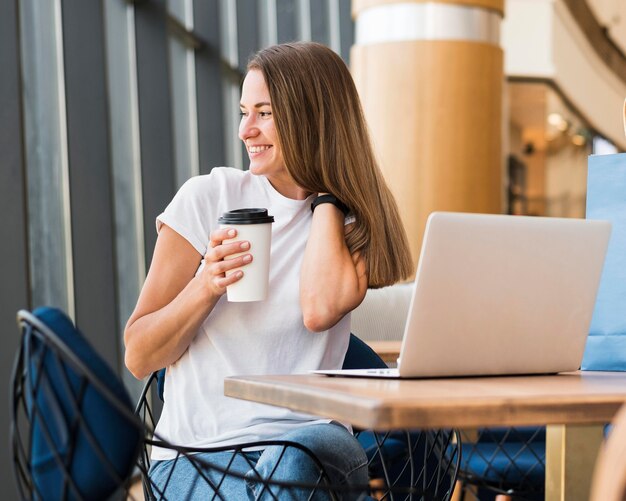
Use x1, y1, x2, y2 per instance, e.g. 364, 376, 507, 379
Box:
259, 111, 272, 118
239, 111, 248, 118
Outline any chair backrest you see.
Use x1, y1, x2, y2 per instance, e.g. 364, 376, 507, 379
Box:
11, 308, 143, 501
351, 283, 413, 342
591, 403, 626, 501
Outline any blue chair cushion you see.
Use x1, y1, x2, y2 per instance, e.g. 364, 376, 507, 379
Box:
157, 367, 166, 401
342, 333, 388, 370
460, 440, 545, 489
456, 426, 545, 492
28, 307, 142, 500
475, 426, 545, 444
357, 430, 408, 472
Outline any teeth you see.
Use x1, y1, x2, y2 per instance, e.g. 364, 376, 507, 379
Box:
248, 145, 271, 153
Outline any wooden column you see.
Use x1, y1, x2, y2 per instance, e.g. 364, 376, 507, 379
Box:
351, 0, 504, 263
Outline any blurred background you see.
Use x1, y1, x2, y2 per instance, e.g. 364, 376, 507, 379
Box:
1, 0, 625, 496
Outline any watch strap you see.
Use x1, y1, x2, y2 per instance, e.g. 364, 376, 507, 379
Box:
311, 194, 350, 216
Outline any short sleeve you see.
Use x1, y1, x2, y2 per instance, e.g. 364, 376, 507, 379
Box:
156, 175, 216, 256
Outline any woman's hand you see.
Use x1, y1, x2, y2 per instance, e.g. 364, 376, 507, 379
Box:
201, 228, 253, 298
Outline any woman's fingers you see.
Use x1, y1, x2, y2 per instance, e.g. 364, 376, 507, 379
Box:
207, 227, 250, 261
203, 227, 254, 294
210, 227, 236, 248
211, 240, 250, 262
215, 253, 253, 275
205, 254, 251, 292
208, 227, 250, 257
215, 269, 244, 288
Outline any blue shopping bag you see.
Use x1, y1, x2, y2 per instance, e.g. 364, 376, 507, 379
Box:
582, 152, 626, 370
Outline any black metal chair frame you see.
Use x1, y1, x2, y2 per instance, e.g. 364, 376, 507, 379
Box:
358, 428, 463, 500
11, 310, 145, 501
456, 427, 545, 500
136, 371, 462, 500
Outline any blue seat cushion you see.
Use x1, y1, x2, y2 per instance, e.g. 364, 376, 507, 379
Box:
342, 333, 388, 370
357, 430, 408, 472
459, 440, 545, 489
157, 367, 166, 401
475, 426, 545, 444
28, 307, 142, 500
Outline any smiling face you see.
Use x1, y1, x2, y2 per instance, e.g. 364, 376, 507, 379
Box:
239, 70, 303, 197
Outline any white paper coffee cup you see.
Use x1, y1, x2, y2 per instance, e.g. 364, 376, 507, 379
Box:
219, 208, 274, 302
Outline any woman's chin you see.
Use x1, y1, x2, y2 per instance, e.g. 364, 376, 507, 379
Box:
248, 164, 264, 176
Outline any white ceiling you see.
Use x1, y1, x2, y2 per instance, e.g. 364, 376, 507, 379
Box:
588, 0, 626, 56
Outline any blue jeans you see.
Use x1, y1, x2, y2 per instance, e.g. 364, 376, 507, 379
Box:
149, 423, 369, 500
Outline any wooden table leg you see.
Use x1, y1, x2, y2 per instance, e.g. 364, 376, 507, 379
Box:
546, 424, 604, 501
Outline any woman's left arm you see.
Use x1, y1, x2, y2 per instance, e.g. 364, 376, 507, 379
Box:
300, 202, 368, 332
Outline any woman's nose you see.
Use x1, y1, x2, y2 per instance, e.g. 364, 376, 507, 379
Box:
238, 115, 259, 141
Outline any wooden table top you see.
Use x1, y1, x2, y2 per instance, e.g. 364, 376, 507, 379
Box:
224, 371, 626, 430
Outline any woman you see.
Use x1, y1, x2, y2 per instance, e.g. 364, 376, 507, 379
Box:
124, 41, 413, 499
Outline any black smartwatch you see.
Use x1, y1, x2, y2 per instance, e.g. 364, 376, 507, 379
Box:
311, 194, 350, 216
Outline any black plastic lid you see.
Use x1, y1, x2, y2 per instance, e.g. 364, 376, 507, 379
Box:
218, 208, 274, 225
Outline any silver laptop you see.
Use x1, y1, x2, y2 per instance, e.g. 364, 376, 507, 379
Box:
315, 212, 611, 378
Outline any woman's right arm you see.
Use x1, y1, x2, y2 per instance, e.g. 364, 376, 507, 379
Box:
124, 224, 251, 379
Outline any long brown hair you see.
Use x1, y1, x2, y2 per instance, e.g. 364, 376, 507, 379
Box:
248, 42, 413, 287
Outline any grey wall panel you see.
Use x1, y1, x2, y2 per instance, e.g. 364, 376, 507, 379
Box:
237, 0, 259, 168
276, 0, 297, 43
194, 0, 226, 173
167, 0, 200, 186
61, 0, 120, 369
103, 0, 145, 400
20, 0, 74, 316
0, 1, 28, 496
310, 0, 330, 46
134, 0, 176, 266
338, 0, 353, 63
237, 0, 260, 73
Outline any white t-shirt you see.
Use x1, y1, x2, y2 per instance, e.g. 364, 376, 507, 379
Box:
151, 167, 351, 460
